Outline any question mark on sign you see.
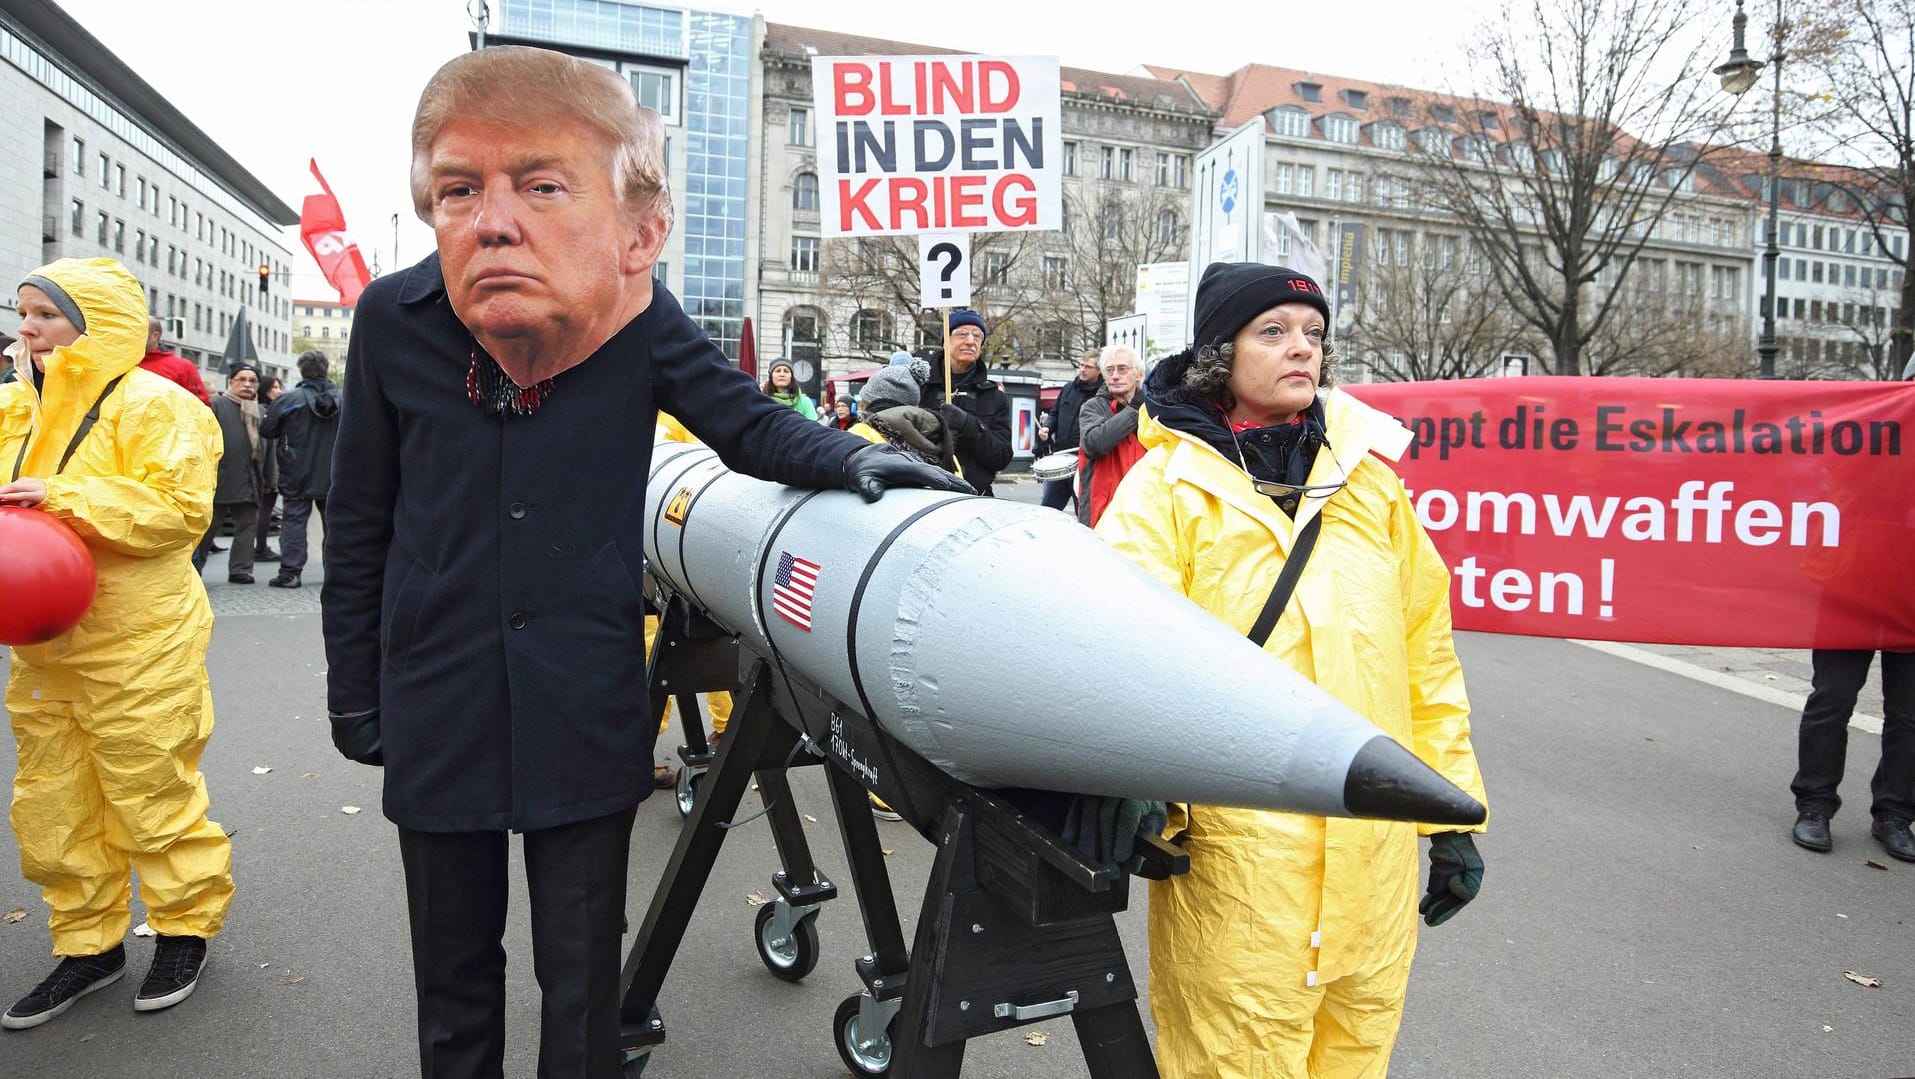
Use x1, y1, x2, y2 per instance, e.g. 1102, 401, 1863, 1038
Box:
927, 242, 962, 300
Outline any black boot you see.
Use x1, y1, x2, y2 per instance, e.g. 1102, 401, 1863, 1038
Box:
1792, 810, 1832, 852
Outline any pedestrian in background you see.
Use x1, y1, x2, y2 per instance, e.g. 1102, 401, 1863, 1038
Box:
260, 350, 340, 589
829, 396, 857, 431
1041, 349, 1102, 512
1789, 650, 1913, 861
138, 317, 209, 405
762, 359, 817, 419
254, 375, 281, 563
1096, 262, 1488, 1078
0, 258, 232, 1029
200, 365, 263, 583
1075, 344, 1147, 527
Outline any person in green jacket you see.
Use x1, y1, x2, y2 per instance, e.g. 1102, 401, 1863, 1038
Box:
761, 359, 817, 419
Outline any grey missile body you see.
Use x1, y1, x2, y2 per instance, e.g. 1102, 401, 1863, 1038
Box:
644, 439, 1485, 826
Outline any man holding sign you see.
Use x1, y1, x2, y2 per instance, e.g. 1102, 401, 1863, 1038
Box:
921, 309, 1012, 493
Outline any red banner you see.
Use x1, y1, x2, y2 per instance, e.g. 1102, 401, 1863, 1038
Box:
300, 160, 372, 306
1345, 378, 1915, 650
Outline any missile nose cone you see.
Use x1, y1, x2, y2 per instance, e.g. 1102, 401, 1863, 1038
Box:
1342, 736, 1487, 827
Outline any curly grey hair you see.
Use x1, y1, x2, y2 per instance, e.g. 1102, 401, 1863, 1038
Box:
1183, 337, 1339, 412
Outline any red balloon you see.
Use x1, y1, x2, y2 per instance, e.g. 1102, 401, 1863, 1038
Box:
0, 505, 98, 646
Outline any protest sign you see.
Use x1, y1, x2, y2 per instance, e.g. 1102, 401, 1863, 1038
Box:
1346, 378, 1915, 649
810, 55, 1061, 237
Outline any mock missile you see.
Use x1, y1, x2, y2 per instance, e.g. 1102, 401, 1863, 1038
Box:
644, 440, 1485, 826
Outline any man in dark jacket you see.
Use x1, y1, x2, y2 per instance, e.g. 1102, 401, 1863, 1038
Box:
1039, 349, 1103, 511
199, 366, 262, 582
254, 376, 281, 563
260, 351, 340, 588
919, 308, 1014, 494
321, 47, 966, 1079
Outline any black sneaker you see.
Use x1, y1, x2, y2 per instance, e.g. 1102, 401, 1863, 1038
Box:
134, 935, 207, 1013
268, 571, 301, 589
1, 945, 126, 1030
255, 547, 280, 562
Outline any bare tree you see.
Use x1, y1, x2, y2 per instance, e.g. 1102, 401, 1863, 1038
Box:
1411, 0, 1741, 375
1795, 0, 1915, 375
1351, 236, 1534, 381
1045, 183, 1189, 355
816, 231, 1055, 368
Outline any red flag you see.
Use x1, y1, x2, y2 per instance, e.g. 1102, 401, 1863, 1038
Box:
300, 160, 372, 306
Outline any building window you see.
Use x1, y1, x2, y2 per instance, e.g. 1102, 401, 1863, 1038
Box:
1175, 154, 1189, 188
1064, 141, 1077, 176
98, 153, 109, 188
1274, 164, 1293, 195
851, 310, 890, 351
1038, 322, 1071, 361
624, 64, 680, 124
321, 326, 330, 339
1370, 123, 1406, 151
1271, 107, 1311, 139
1322, 116, 1359, 144
1042, 256, 1067, 289
1155, 153, 1170, 187
792, 172, 818, 211
1156, 209, 1178, 245
1100, 146, 1115, 180
71, 199, 84, 236
786, 307, 824, 362
112, 219, 125, 252
788, 107, 810, 146
1295, 81, 1323, 103
1295, 166, 1314, 198
115, 164, 125, 196
1119, 148, 1134, 182
72, 136, 84, 175
984, 252, 1009, 284
135, 229, 146, 260
789, 235, 819, 273
96, 210, 109, 244
1326, 171, 1343, 201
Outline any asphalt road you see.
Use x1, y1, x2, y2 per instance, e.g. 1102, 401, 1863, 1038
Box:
0, 491, 1909, 1077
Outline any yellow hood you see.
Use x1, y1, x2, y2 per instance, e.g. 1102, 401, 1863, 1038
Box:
9, 258, 150, 476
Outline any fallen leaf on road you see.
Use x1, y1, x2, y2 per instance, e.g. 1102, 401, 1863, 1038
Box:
133, 922, 154, 937
1836, 913, 1849, 919
1842, 971, 1882, 988
1865, 860, 1889, 871
882, 849, 895, 856
1823, 1025, 1834, 1033
258, 962, 270, 968
251, 766, 273, 775
300, 773, 317, 780
341, 806, 362, 815
283, 975, 304, 987
804, 814, 818, 823
745, 892, 769, 907
1, 908, 26, 924
1024, 1031, 1048, 1046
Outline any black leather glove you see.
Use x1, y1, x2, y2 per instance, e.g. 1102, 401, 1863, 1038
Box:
1060, 796, 1168, 872
1421, 832, 1483, 926
939, 402, 973, 438
329, 707, 385, 766
843, 444, 974, 503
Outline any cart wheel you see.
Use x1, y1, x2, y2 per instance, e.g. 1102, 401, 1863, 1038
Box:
675, 766, 702, 818
754, 902, 820, 982
620, 1049, 649, 1077
833, 994, 895, 1076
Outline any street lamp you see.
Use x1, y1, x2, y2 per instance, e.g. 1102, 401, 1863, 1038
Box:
1715, 0, 1783, 379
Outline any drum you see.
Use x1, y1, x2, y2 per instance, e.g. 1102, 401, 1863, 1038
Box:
1031, 450, 1079, 482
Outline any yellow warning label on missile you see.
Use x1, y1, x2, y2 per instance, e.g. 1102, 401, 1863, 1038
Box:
664, 486, 692, 527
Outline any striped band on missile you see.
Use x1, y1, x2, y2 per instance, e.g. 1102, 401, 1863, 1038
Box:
644, 439, 1484, 826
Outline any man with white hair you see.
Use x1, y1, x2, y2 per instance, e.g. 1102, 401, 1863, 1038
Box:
320, 46, 967, 1078
1076, 343, 1147, 526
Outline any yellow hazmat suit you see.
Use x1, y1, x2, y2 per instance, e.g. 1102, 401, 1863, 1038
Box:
648, 413, 731, 736
1096, 388, 1487, 1079
1, 258, 233, 956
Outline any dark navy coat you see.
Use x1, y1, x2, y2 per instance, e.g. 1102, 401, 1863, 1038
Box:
323, 254, 865, 831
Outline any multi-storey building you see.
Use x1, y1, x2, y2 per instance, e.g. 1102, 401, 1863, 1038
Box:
0, 0, 298, 386
488, 0, 761, 359
1710, 150, 1907, 379
1147, 63, 1762, 379
291, 299, 356, 377
759, 23, 1216, 389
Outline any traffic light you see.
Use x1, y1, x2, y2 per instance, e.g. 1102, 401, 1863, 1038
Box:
258, 264, 270, 297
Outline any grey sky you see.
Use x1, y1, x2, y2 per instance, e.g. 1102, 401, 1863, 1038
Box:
50, 0, 1499, 298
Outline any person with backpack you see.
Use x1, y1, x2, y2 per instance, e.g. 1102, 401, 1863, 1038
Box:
259, 350, 340, 588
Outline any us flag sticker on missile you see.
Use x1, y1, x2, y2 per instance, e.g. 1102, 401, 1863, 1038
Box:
772, 552, 820, 631
663, 486, 693, 527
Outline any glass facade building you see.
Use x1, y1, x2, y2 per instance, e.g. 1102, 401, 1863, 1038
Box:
495, 1, 750, 359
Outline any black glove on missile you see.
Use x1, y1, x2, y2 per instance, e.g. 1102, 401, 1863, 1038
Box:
843, 443, 974, 503
1060, 796, 1168, 873
1421, 831, 1483, 926
329, 707, 385, 767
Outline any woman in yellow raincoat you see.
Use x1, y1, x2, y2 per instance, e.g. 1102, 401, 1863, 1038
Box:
0, 259, 232, 1029
1096, 263, 1488, 1078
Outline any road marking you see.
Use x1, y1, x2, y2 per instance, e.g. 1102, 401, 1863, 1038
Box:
1570, 639, 1883, 735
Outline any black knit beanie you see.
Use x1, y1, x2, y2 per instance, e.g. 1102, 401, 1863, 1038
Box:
1191, 262, 1328, 352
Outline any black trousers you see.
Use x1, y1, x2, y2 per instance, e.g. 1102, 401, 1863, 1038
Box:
1791, 650, 1915, 823
397, 807, 637, 1079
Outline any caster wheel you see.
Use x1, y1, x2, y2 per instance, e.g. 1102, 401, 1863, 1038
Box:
675, 766, 702, 818
620, 1049, 650, 1077
754, 902, 820, 982
834, 993, 895, 1076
